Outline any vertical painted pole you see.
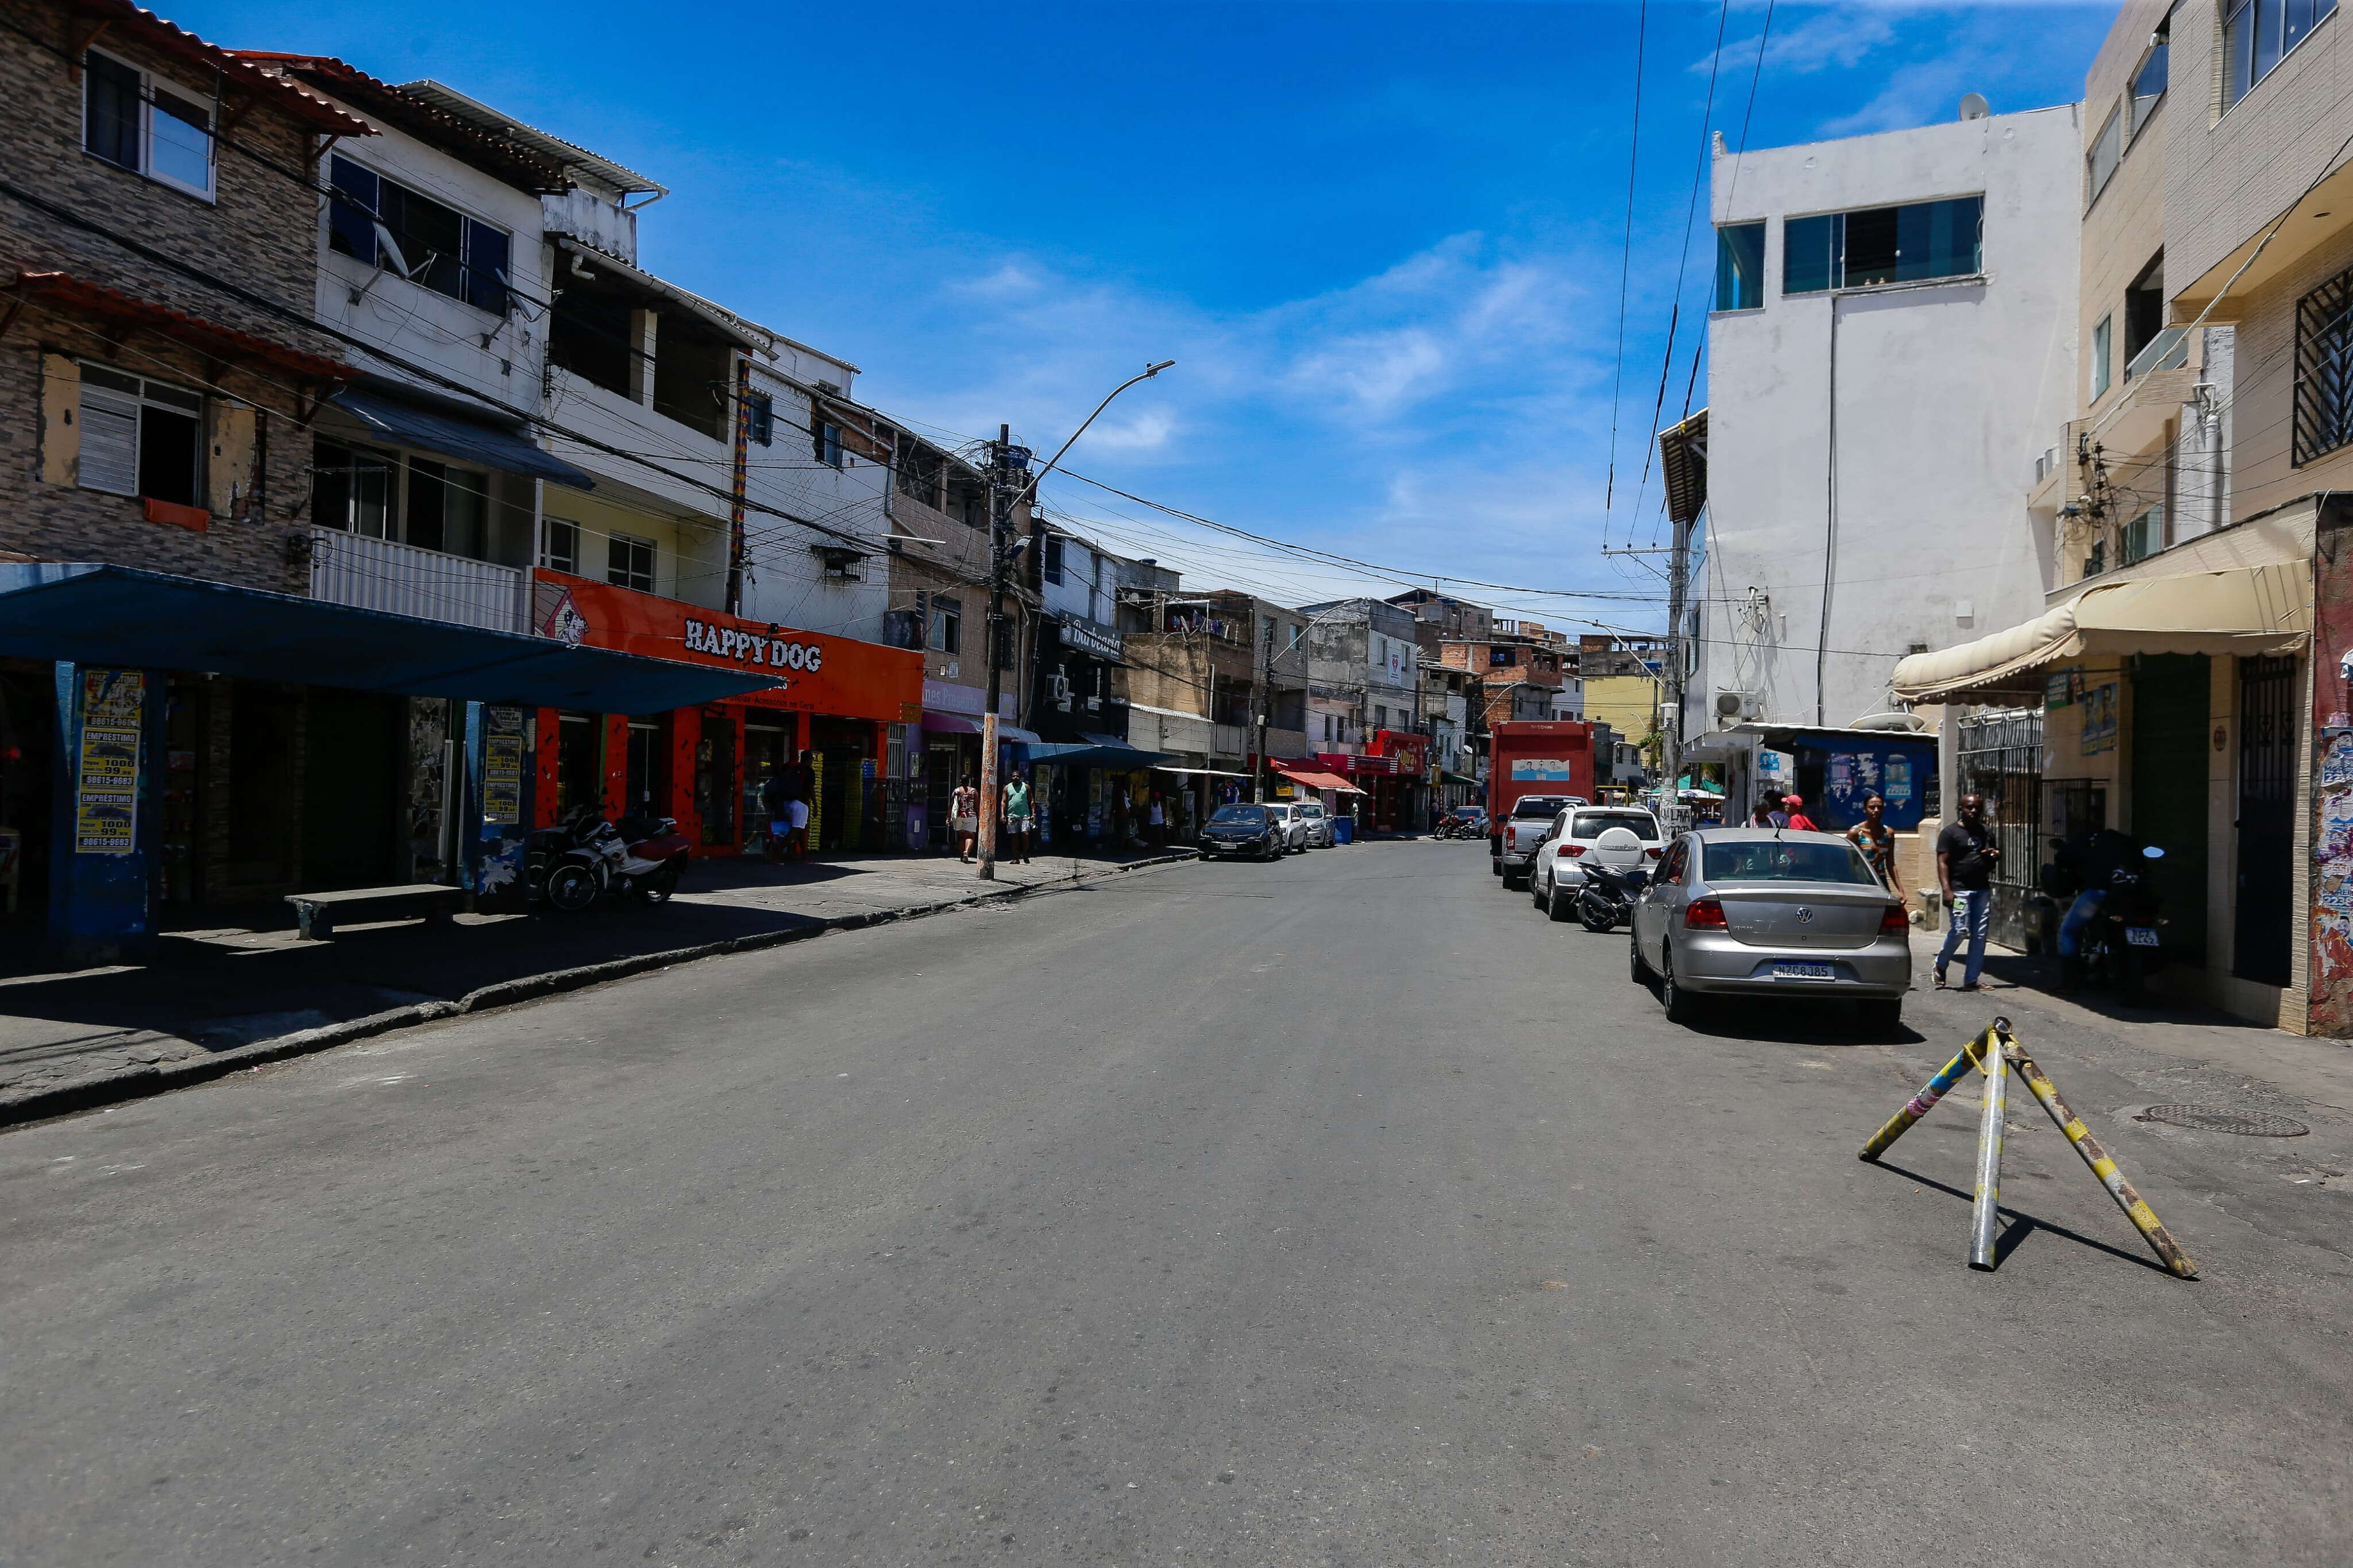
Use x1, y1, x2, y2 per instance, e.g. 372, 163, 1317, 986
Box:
1968, 1040, 2007, 1271
977, 710, 999, 879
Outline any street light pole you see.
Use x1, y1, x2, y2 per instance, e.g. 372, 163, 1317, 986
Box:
977, 362, 1174, 880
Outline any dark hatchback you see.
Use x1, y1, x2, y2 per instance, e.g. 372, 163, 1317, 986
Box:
1200, 804, 1280, 860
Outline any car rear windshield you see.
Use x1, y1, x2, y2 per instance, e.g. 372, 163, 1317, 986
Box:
1209, 805, 1267, 824
1570, 811, 1658, 841
1512, 797, 1571, 819
1701, 839, 1880, 885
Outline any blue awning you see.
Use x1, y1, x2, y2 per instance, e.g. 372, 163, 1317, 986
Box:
0, 563, 777, 713
329, 387, 595, 489
1028, 741, 1171, 769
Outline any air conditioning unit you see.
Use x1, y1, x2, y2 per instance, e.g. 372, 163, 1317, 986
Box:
1715, 689, 1758, 721
1049, 671, 1073, 712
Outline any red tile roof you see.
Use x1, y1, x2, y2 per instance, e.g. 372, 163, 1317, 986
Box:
71, 3, 373, 137
13, 271, 353, 383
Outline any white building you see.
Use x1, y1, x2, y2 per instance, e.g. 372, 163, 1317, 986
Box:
1694, 101, 2081, 735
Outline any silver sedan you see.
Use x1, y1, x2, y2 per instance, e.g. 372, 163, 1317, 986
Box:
1629, 828, 1911, 1029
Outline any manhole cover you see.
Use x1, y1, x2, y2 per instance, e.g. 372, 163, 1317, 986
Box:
2135, 1104, 2310, 1138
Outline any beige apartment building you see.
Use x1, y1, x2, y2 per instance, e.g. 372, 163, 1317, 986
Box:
1897, 0, 2353, 1032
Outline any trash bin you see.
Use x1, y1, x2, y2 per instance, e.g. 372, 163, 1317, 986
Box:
1332, 817, 1353, 845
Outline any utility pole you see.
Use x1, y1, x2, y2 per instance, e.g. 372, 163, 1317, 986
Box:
1253, 608, 1273, 804
1664, 507, 1694, 822
978, 423, 1025, 881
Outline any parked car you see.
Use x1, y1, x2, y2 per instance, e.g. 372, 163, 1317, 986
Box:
1294, 799, 1336, 847
1496, 794, 1583, 887
1262, 802, 1313, 854
1629, 828, 1912, 1029
1200, 803, 1283, 860
1530, 805, 1663, 919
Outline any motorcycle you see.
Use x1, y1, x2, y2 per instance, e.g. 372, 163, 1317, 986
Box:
2062, 839, 2168, 1002
1577, 859, 1650, 933
528, 805, 692, 913
1438, 812, 1488, 840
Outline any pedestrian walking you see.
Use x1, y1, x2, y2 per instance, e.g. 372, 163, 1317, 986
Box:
758, 766, 791, 863
1748, 798, 1776, 828
951, 775, 980, 863
1935, 792, 2000, 990
1147, 791, 1165, 848
1002, 772, 1033, 864
1846, 793, 1901, 906
1781, 794, 1820, 832
784, 749, 814, 861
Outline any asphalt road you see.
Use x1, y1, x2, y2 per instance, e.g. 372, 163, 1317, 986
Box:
3, 841, 2348, 1566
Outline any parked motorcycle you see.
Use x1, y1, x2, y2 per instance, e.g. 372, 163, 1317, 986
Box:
2058, 836, 2168, 1002
529, 806, 692, 913
1577, 859, 1650, 933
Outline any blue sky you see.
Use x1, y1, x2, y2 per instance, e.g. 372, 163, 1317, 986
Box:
183, 1, 2115, 628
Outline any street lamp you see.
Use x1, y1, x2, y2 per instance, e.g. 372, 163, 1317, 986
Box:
977, 361, 1175, 880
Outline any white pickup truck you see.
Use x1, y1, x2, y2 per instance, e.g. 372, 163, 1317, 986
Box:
1495, 793, 1584, 889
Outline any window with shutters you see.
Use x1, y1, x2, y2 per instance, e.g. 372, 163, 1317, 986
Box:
79, 364, 202, 505
83, 50, 215, 200
327, 155, 511, 315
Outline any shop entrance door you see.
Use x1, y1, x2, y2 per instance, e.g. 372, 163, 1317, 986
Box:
301, 689, 404, 890
624, 719, 666, 818
0, 664, 56, 932
555, 711, 603, 824
2130, 654, 2211, 966
695, 710, 736, 848
741, 720, 790, 852
2235, 654, 2297, 984
926, 741, 958, 849
811, 717, 873, 852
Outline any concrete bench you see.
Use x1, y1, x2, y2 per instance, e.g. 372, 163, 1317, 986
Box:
286, 884, 465, 941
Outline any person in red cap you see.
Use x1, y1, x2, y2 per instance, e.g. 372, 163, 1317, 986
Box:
1782, 794, 1820, 831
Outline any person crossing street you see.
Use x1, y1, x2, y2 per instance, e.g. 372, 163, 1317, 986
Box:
1935, 792, 2000, 991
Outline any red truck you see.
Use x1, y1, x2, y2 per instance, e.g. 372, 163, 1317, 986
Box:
1486, 721, 1596, 885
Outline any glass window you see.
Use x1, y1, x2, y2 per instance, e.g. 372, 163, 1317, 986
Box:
2229, 0, 2339, 108
403, 459, 489, 558
746, 392, 774, 446
2087, 106, 2122, 204
83, 52, 140, 170
1569, 810, 1660, 840
2130, 33, 2169, 136
149, 86, 214, 196
331, 159, 511, 315
1783, 214, 1838, 295
462, 221, 510, 315
311, 438, 393, 536
1043, 534, 1064, 585
77, 364, 201, 505
1701, 839, 1879, 885
541, 516, 580, 574
2124, 507, 2163, 565
2091, 315, 2113, 401
607, 532, 656, 593
328, 157, 379, 264
1714, 222, 1765, 311
928, 596, 961, 655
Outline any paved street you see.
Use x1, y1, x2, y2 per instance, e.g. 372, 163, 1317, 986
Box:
4, 840, 2349, 1566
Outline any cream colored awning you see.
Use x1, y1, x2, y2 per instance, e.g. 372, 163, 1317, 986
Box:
1892, 561, 2312, 703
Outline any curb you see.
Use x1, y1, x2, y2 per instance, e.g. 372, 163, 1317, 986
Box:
0, 849, 1199, 1131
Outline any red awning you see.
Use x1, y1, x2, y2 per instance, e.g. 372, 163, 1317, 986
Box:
11, 272, 352, 384
1275, 766, 1364, 796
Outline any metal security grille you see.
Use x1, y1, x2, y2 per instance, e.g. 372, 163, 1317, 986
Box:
1957, 708, 2044, 951
2236, 654, 2299, 984
2294, 264, 2353, 466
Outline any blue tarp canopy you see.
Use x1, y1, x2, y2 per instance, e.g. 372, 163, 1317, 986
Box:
1028, 740, 1171, 769
0, 563, 778, 713
330, 387, 595, 489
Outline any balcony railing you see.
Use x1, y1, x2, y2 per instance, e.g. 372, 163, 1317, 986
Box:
2125, 327, 2189, 382
308, 526, 527, 632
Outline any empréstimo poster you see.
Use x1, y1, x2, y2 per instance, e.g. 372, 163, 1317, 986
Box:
75, 669, 145, 856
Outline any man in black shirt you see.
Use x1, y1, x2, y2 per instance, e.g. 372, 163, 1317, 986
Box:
1934, 793, 2000, 990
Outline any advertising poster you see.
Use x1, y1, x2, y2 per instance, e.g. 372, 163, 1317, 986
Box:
75, 669, 144, 856
481, 705, 526, 826
2080, 682, 2119, 755
1510, 758, 1576, 781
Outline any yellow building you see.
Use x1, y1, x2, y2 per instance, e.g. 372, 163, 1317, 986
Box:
1584, 673, 1663, 750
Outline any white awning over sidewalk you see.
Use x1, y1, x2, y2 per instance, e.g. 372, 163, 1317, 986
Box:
1892, 561, 2312, 704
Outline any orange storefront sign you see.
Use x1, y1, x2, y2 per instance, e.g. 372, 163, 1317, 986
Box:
534, 571, 922, 723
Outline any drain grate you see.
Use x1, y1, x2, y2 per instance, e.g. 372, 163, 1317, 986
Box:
2135, 1104, 2310, 1138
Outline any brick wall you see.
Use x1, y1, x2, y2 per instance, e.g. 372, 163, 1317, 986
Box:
0, 0, 346, 592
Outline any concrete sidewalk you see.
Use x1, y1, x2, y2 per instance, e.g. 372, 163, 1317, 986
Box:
0, 845, 1194, 1126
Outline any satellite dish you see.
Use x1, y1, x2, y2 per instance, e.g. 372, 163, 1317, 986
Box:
1958, 92, 1991, 121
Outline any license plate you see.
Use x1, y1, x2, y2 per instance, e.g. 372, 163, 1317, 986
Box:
1773, 961, 1837, 981
2125, 927, 2160, 948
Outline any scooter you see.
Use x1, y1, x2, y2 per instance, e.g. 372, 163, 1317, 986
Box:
1577, 859, 1650, 933
2059, 840, 2167, 1002
529, 805, 692, 913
